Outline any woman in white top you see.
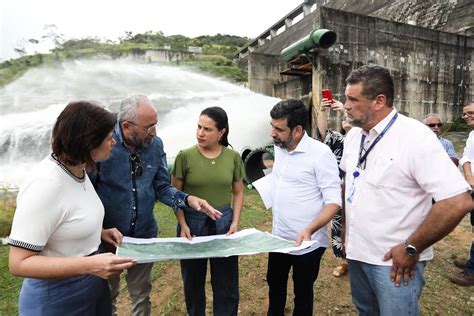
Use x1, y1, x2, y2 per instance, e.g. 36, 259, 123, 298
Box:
8, 101, 136, 315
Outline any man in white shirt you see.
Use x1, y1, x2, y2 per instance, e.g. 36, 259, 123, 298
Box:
450, 102, 474, 286
263, 99, 342, 315
340, 65, 472, 315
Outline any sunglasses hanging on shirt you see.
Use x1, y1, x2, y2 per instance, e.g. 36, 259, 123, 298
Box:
130, 153, 143, 178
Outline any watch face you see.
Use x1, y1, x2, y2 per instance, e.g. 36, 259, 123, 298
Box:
405, 245, 417, 256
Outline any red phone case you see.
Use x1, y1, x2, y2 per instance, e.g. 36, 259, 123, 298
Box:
322, 89, 333, 100
321, 89, 333, 106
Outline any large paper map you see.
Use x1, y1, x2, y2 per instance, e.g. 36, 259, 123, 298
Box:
116, 228, 317, 263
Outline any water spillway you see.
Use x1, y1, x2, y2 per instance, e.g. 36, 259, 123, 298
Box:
0, 59, 278, 187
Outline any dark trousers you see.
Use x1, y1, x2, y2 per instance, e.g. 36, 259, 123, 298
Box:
181, 256, 239, 316
466, 210, 474, 274
266, 247, 326, 316
179, 205, 239, 316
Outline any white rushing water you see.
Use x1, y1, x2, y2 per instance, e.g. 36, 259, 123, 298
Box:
0, 59, 279, 188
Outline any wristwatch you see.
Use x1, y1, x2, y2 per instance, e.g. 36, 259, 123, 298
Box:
404, 241, 418, 257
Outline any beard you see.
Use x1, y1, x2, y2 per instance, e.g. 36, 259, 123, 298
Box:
347, 112, 371, 129
273, 133, 293, 149
129, 132, 153, 149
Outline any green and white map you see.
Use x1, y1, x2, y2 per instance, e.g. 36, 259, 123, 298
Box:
117, 228, 317, 263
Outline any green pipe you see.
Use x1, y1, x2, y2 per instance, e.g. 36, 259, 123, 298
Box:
280, 29, 337, 62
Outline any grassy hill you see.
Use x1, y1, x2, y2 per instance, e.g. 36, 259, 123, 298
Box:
0, 32, 249, 87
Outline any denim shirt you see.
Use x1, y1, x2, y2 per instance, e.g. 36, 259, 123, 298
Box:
90, 121, 187, 238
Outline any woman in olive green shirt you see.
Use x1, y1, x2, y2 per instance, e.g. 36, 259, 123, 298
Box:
172, 106, 244, 316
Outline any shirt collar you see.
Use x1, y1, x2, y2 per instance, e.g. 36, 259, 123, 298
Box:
113, 120, 133, 152
364, 108, 398, 136
113, 120, 125, 144
290, 131, 310, 153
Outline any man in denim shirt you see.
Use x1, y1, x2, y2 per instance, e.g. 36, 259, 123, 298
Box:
91, 95, 221, 315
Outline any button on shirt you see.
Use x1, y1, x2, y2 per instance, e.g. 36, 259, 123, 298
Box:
460, 130, 474, 174
90, 122, 187, 238
271, 132, 342, 255
340, 109, 470, 265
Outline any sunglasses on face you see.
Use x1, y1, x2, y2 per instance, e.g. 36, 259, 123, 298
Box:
130, 153, 143, 178
462, 111, 474, 117
426, 123, 442, 128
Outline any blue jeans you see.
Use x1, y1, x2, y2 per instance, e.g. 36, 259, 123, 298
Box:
266, 247, 326, 316
179, 205, 239, 316
19, 274, 111, 316
348, 260, 425, 316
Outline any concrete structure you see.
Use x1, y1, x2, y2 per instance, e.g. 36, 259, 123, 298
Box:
143, 49, 197, 63
236, 0, 473, 124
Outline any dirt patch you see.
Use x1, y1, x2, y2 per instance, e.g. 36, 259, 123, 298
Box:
117, 216, 473, 315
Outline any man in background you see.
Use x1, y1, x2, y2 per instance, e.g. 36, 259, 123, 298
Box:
450, 102, 474, 286
422, 114, 458, 166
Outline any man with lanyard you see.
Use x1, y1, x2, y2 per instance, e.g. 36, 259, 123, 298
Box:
339, 65, 472, 315
90, 95, 221, 315
422, 114, 458, 166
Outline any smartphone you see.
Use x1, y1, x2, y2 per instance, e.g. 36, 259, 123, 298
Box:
321, 89, 334, 105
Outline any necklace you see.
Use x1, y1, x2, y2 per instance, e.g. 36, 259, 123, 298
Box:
199, 145, 221, 165
50, 153, 86, 191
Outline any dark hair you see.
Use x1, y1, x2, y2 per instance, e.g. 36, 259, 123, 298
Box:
52, 101, 117, 166
345, 64, 394, 107
270, 99, 308, 130
200, 106, 230, 147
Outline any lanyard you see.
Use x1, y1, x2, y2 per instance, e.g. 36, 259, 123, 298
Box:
356, 112, 398, 171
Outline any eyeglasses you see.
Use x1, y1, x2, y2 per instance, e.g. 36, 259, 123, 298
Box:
127, 121, 157, 134
426, 123, 443, 128
462, 111, 474, 117
130, 153, 143, 178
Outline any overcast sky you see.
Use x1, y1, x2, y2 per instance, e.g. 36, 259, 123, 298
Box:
1, 0, 304, 61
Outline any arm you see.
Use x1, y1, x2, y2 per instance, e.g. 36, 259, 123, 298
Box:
171, 176, 192, 239
296, 148, 342, 245
316, 100, 330, 140
227, 179, 244, 235
463, 162, 474, 188
317, 99, 345, 142
460, 132, 474, 184
383, 191, 472, 286
295, 203, 340, 245
9, 246, 136, 280
340, 179, 346, 255
444, 140, 459, 166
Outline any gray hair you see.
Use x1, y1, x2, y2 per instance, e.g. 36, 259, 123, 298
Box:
118, 94, 152, 122
421, 113, 440, 124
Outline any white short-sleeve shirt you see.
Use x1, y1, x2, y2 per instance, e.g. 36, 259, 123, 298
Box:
340, 110, 470, 265
8, 156, 104, 257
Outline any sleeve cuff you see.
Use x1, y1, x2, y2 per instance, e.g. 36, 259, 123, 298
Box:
174, 191, 188, 210
460, 157, 471, 167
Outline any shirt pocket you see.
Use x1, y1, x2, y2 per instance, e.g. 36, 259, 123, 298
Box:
364, 154, 396, 188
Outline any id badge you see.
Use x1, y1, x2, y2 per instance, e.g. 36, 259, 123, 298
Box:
346, 167, 361, 204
